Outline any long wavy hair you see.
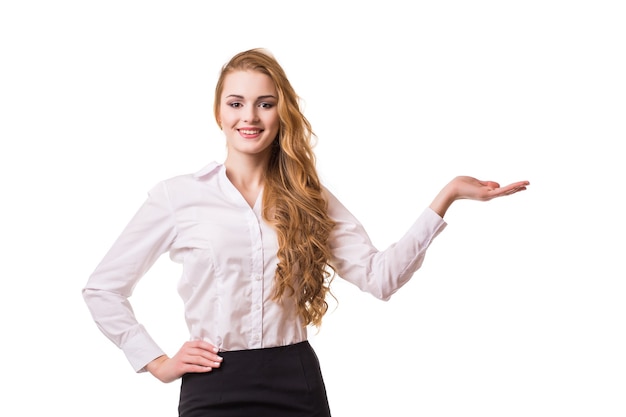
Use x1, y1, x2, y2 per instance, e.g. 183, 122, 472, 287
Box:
213, 48, 336, 328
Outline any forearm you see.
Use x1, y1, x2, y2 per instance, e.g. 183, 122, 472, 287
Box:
429, 180, 457, 218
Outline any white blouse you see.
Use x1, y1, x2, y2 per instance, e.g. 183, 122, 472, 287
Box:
83, 162, 447, 372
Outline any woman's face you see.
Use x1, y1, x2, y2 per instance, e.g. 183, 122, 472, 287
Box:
219, 70, 280, 161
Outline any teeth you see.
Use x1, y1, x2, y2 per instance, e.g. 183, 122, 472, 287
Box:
240, 129, 260, 135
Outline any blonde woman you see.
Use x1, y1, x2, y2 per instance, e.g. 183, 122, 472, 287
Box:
83, 48, 529, 416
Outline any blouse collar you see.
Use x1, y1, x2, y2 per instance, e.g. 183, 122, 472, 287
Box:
192, 161, 221, 178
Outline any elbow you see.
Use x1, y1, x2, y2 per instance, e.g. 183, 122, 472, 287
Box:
82, 286, 96, 303
368, 270, 414, 301
380, 288, 397, 302
81, 286, 90, 302
369, 284, 396, 302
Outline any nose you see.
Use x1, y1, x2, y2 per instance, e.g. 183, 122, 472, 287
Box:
243, 106, 259, 123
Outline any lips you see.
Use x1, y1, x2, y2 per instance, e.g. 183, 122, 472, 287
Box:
239, 129, 261, 135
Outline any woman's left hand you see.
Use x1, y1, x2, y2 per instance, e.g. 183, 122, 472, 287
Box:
449, 176, 530, 201
430, 176, 530, 217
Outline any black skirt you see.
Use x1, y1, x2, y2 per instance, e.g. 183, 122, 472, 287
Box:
178, 341, 331, 417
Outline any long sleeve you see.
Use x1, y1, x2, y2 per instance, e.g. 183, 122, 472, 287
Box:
82, 182, 177, 372
325, 188, 447, 300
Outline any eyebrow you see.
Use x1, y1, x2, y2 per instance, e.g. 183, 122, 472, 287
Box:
225, 94, 277, 100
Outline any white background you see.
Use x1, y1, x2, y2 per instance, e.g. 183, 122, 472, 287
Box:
1, 1, 625, 416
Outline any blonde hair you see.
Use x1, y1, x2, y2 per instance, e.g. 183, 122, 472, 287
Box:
214, 49, 336, 327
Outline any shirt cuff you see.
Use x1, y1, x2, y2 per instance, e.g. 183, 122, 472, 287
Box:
122, 325, 166, 373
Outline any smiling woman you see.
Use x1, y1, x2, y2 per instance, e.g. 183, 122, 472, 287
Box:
219, 71, 280, 165
82, 48, 529, 417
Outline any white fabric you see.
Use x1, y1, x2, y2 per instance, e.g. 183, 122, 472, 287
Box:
83, 162, 447, 372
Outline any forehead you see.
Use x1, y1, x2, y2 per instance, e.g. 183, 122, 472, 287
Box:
221, 70, 277, 98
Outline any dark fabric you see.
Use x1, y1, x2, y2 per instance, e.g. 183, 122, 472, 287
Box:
178, 341, 331, 417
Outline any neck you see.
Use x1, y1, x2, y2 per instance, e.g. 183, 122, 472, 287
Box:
225, 152, 268, 184
223, 153, 269, 207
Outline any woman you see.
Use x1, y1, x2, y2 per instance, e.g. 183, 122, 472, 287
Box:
83, 48, 529, 416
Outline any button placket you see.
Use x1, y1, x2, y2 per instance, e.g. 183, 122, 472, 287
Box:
248, 210, 264, 348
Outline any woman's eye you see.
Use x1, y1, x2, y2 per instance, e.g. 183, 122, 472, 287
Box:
259, 102, 274, 109
229, 102, 242, 108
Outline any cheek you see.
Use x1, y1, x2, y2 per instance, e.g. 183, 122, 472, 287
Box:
219, 108, 235, 126
265, 113, 280, 132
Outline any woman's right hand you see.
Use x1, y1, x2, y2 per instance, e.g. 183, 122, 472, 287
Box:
146, 340, 223, 383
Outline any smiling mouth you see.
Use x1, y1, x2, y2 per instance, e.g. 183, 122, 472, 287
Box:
239, 129, 261, 135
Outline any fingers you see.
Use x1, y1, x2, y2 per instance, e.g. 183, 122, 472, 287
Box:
148, 341, 225, 383
501, 180, 530, 193
181, 340, 223, 369
488, 181, 529, 199
506, 180, 530, 189
186, 339, 220, 354
162, 340, 223, 379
